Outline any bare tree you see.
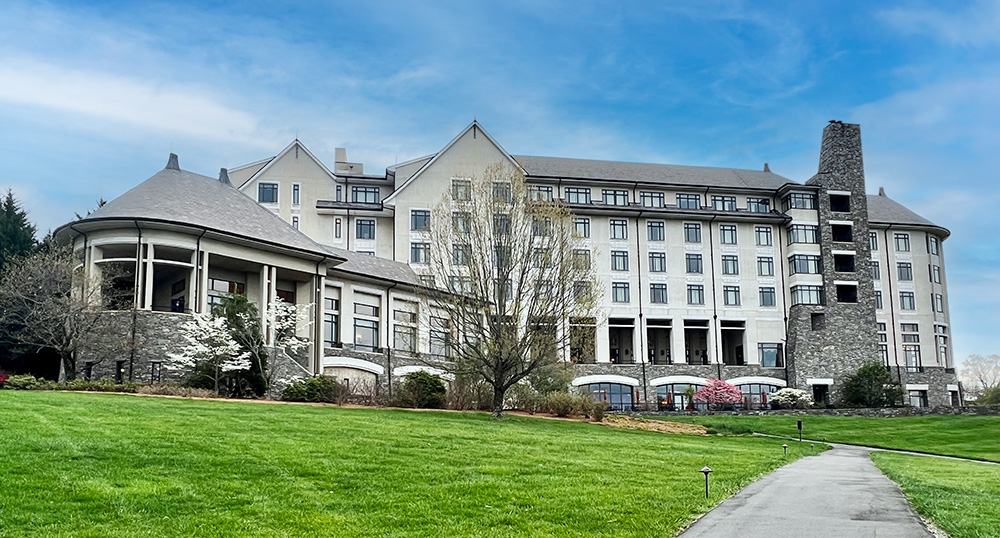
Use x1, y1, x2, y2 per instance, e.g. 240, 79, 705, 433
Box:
0, 247, 127, 380
422, 162, 599, 418
959, 354, 1000, 398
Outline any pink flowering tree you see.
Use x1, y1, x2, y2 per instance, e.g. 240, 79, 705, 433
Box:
693, 379, 743, 410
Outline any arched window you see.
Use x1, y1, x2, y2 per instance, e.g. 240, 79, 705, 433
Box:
655, 384, 707, 411
738, 383, 781, 410
581, 383, 635, 411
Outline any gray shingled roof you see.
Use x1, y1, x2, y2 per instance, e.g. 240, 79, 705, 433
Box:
513, 155, 793, 190
325, 246, 421, 286
76, 160, 338, 258
866, 193, 938, 228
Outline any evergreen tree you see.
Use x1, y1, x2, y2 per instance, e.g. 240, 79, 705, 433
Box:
0, 189, 37, 272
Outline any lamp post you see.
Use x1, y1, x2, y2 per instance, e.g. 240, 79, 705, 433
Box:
700, 466, 713, 498
782, 443, 788, 456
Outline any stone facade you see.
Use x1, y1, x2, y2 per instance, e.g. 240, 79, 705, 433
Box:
787, 122, 883, 403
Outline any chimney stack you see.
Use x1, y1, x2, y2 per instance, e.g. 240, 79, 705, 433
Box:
166, 153, 180, 170
219, 168, 232, 186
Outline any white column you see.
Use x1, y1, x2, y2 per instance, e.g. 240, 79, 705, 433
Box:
200, 251, 210, 314
672, 323, 686, 364
314, 274, 325, 374
143, 244, 155, 310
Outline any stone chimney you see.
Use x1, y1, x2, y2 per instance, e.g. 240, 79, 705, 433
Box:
815, 120, 864, 191
166, 153, 180, 170
334, 146, 363, 174
219, 168, 232, 186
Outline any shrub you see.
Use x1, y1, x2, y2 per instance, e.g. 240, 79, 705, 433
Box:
281, 376, 349, 404
544, 391, 577, 417
445, 373, 490, 411
4, 374, 41, 390
769, 388, 813, 409
506, 383, 543, 414
589, 399, 608, 422
842, 361, 904, 407
138, 384, 218, 398
693, 379, 743, 410
977, 386, 1000, 406
396, 371, 447, 409
0, 370, 8, 388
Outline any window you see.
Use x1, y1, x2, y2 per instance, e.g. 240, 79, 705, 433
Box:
902, 334, 920, 344
453, 244, 471, 266
759, 287, 776, 307
791, 285, 824, 305
394, 325, 416, 352
291, 216, 299, 229
565, 187, 591, 204
684, 223, 701, 243
789, 255, 822, 275
829, 194, 850, 212
572, 249, 591, 269
831, 224, 853, 242
150, 361, 162, 382
872, 261, 880, 280
356, 219, 375, 240
452, 211, 471, 235
875, 291, 883, 309
687, 285, 705, 305
720, 224, 737, 244
493, 182, 512, 203
336, 185, 342, 202
323, 299, 340, 347
836, 284, 858, 303
354, 319, 379, 351
529, 185, 553, 202
781, 192, 817, 211
747, 198, 770, 213
352, 186, 379, 204
603, 189, 629, 206
292, 184, 300, 205
410, 243, 429, 264
812, 313, 825, 330
723, 286, 741, 306
935, 294, 944, 313
612, 282, 630, 303
755, 226, 773, 246
677, 193, 700, 209
932, 265, 941, 283
649, 252, 666, 273
900, 292, 916, 310
610, 219, 628, 240
757, 257, 774, 276
870, 231, 879, 250
430, 325, 450, 358
722, 255, 739, 275
759, 343, 783, 367
640, 191, 665, 208
335, 218, 341, 239
904, 345, 922, 373
419, 275, 435, 287
494, 246, 511, 270
833, 254, 855, 272
686, 253, 703, 274
258, 182, 278, 203
451, 178, 471, 201
449, 276, 472, 294
930, 236, 939, 255
493, 214, 511, 236
532, 218, 552, 237
650, 283, 668, 304
582, 382, 635, 411
647, 221, 665, 241
410, 210, 430, 231
611, 251, 629, 271
897, 262, 913, 281
712, 195, 737, 211
574, 218, 590, 238
895, 233, 911, 252
787, 225, 819, 244
908, 390, 928, 407
207, 278, 246, 305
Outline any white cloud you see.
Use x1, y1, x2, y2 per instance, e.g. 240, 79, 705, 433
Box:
880, 0, 1000, 47
0, 57, 273, 149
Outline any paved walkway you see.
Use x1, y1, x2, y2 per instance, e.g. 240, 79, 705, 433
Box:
678, 445, 933, 538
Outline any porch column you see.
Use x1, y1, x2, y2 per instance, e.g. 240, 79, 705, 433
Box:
199, 251, 210, 314
143, 244, 155, 310
313, 274, 325, 375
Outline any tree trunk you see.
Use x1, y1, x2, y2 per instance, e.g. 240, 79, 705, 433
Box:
491, 385, 505, 419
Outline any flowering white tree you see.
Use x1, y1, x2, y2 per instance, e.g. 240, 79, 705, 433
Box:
168, 312, 250, 393
259, 299, 312, 394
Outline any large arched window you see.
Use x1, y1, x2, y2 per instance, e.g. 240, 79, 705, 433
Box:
581, 383, 635, 411
738, 383, 781, 410
655, 384, 707, 411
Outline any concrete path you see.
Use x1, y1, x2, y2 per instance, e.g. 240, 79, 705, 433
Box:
677, 445, 933, 538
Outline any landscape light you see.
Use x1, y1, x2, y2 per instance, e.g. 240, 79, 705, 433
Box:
699, 466, 713, 498
782, 444, 788, 456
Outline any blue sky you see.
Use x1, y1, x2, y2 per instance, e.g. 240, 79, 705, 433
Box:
1, 1, 998, 366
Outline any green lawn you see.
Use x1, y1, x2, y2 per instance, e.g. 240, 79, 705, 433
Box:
0, 392, 815, 537
872, 453, 1000, 538
666, 414, 1000, 462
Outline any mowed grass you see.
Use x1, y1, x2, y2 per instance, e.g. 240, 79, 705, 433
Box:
0, 392, 815, 538
872, 453, 1000, 538
666, 414, 1000, 462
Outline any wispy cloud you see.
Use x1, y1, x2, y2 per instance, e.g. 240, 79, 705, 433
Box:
879, 0, 1000, 46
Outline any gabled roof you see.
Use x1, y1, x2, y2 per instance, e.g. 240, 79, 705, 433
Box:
237, 139, 337, 190
324, 246, 420, 287
867, 190, 945, 233
383, 121, 525, 205
61, 156, 342, 260
513, 155, 793, 190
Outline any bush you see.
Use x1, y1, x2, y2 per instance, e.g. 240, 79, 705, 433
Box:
693, 379, 743, 410
444, 373, 491, 411
0, 370, 8, 388
544, 391, 577, 417
506, 383, 543, 414
396, 371, 447, 409
842, 361, 904, 407
138, 384, 218, 398
769, 388, 813, 409
977, 386, 1000, 406
281, 376, 349, 404
589, 399, 608, 422
3, 374, 41, 390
